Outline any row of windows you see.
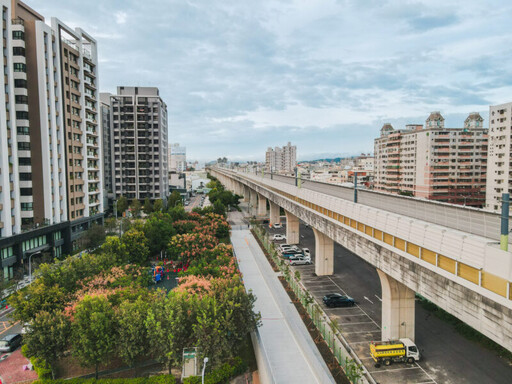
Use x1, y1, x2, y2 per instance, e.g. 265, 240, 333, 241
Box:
22, 235, 47, 252
21, 202, 33, 211
18, 142, 30, 150
0, 247, 13, 260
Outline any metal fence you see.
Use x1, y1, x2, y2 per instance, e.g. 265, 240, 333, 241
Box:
252, 224, 375, 384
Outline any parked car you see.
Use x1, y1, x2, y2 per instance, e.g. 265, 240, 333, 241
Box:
302, 248, 311, 257
282, 250, 304, 259
289, 256, 312, 265
279, 245, 300, 255
279, 243, 291, 250
0, 333, 22, 352
323, 293, 355, 308
273, 234, 286, 241
273, 223, 282, 229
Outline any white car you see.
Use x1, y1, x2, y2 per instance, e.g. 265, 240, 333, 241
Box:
302, 248, 311, 257
273, 234, 286, 241
289, 256, 312, 266
273, 223, 282, 229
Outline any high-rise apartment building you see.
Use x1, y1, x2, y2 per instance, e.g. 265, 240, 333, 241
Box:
0, 0, 103, 280
265, 142, 297, 173
375, 112, 487, 207
485, 102, 512, 212
102, 87, 168, 201
169, 143, 186, 172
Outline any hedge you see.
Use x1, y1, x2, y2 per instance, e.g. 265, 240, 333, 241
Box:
34, 375, 176, 384
183, 357, 247, 384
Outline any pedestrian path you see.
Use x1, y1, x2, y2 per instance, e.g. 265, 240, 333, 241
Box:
229, 211, 334, 384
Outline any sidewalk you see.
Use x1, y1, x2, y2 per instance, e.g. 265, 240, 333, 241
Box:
229, 211, 334, 384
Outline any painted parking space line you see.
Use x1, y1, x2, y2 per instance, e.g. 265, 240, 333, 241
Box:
342, 329, 381, 335
369, 366, 421, 374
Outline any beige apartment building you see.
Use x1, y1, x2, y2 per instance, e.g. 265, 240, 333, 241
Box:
265, 142, 297, 173
485, 102, 512, 212
375, 112, 487, 207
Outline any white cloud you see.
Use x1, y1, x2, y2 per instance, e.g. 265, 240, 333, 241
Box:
114, 11, 127, 25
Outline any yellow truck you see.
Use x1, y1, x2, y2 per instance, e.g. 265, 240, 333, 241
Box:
370, 338, 420, 366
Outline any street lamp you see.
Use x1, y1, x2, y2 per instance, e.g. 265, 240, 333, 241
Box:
201, 357, 209, 384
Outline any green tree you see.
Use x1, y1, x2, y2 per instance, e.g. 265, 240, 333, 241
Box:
8, 282, 67, 324
72, 295, 116, 379
143, 198, 153, 215
121, 229, 150, 264
116, 296, 151, 366
143, 214, 176, 257
82, 224, 106, 251
116, 196, 128, 216
153, 199, 164, 213
168, 205, 187, 222
167, 191, 182, 210
104, 218, 117, 235
99, 236, 128, 264
130, 199, 141, 218
213, 200, 226, 216
22, 310, 71, 378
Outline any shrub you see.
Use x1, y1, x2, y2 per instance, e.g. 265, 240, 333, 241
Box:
183, 357, 246, 384
34, 375, 176, 384
30, 356, 52, 379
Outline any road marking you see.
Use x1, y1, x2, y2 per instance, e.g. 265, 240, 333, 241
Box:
339, 321, 376, 326
369, 366, 420, 374
364, 296, 374, 304
343, 329, 381, 335
375, 295, 382, 302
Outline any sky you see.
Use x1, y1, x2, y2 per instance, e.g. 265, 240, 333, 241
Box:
28, 0, 512, 162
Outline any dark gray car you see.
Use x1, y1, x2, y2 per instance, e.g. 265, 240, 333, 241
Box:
0, 333, 22, 352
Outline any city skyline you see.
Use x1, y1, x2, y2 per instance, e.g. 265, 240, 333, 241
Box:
27, 0, 512, 161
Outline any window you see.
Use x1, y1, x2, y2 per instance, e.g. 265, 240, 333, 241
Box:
1, 247, 14, 260
15, 95, 28, 104
17, 142, 30, 150
17, 126, 29, 135
19, 172, 32, 181
12, 46, 25, 56
20, 188, 32, 196
16, 111, 29, 120
21, 202, 33, 211
14, 79, 27, 88
12, 30, 24, 40
13, 63, 26, 72
18, 157, 31, 166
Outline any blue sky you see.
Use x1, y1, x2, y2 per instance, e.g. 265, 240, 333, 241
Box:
28, 0, 512, 162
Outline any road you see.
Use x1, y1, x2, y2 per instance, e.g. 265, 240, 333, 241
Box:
266, 220, 512, 384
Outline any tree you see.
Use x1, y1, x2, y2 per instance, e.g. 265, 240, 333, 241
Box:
143, 198, 153, 215
130, 199, 141, 218
116, 296, 151, 366
71, 295, 116, 379
22, 310, 71, 378
104, 218, 117, 235
116, 196, 128, 216
82, 224, 106, 251
153, 199, 164, 213
121, 229, 150, 264
213, 200, 226, 216
143, 215, 176, 257
167, 191, 183, 210
99, 236, 128, 264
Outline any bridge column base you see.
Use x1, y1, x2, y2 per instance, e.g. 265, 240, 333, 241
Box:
257, 194, 267, 217
313, 228, 334, 275
377, 269, 415, 341
269, 201, 280, 226
285, 210, 300, 244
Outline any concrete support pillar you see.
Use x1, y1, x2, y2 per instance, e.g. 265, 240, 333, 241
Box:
243, 185, 250, 202
377, 269, 415, 341
313, 228, 334, 276
257, 194, 267, 217
285, 210, 300, 244
269, 201, 280, 226
249, 189, 258, 216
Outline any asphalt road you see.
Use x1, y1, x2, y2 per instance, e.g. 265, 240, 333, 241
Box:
267, 221, 512, 384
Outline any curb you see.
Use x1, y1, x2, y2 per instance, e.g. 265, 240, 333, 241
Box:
0, 307, 14, 318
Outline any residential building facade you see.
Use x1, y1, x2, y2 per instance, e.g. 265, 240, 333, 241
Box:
265, 141, 297, 173
169, 143, 186, 172
0, 0, 103, 281
104, 87, 169, 201
375, 112, 487, 207
485, 102, 512, 212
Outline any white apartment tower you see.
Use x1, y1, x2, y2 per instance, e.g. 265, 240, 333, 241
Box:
485, 102, 512, 212
266, 142, 297, 173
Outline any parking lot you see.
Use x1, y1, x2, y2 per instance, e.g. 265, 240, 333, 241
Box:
262, 217, 512, 384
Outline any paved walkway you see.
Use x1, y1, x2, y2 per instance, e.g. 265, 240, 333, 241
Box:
229, 211, 334, 384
